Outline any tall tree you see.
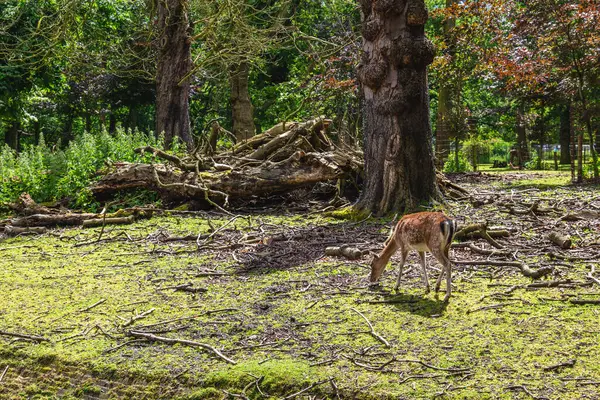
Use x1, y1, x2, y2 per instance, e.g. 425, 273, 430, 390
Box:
156, 0, 194, 149
433, 0, 456, 169
192, 0, 287, 142
558, 103, 572, 164
229, 62, 254, 142
357, 0, 440, 213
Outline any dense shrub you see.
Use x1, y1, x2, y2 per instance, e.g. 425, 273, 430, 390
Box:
443, 151, 473, 173
0, 129, 159, 208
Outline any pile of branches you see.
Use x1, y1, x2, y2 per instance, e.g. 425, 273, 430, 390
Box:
91, 117, 364, 207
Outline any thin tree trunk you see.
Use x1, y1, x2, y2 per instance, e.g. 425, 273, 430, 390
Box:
584, 113, 598, 179
357, 0, 440, 214
64, 114, 74, 145
85, 113, 92, 133
156, 0, 194, 150
570, 108, 576, 182
434, 0, 455, 169
559, 103, 571, 164
516, 103, 528, 168
4, 121, 19, 151
127, 106, 139, 133
537, 104, 544, 170
577, 130, 583, 183
33, 120, 41, 146
109, 110, 117, 134
230, 62, 255, 143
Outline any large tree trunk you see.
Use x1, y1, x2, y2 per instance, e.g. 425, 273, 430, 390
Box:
559, 103, 571, 164
156, 0, 194, 150
4, 121, 19, 151
356, 0, 440, 214
230, 62, 255, 143
434, 0, 455, 169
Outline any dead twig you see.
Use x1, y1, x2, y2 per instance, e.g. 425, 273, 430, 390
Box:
506, 384, 548, 400
78, 298, 106, 313
543, 359, 575, 372
128, 331, 236, 364
350, 308, 390, 348
120, 308, 156, 327
0, 330, 49, 342
0, 365, 8, 383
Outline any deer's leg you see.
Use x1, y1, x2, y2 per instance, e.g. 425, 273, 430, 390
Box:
418, 251, 430, 294
431, 247, 452, 301
394, 249, 408, 292
435, 266, 445, 293
444, 260, 452, 302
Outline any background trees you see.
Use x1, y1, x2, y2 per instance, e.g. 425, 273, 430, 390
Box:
1, 0, 599, 210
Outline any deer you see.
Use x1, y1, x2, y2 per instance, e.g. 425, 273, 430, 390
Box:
370, 211, 458, 302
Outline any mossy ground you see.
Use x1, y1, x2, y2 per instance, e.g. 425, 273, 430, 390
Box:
1, 171, 599, 399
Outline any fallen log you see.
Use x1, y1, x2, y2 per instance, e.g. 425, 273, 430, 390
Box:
325, 245, 365, 260
10, 213, 98, 227
4, 226, 47, 236
91, 150, 362, 204
231, 121, 297, 155
454, 223, 508, 249
241, 117, 326, 163
82, 216, 135, 228
135, 146, 205, 171
547, 232, 572, 249
9, 193, 55, 216
454, 260, 553, 279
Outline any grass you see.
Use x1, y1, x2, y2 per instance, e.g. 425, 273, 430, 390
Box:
1, 179, 600, 399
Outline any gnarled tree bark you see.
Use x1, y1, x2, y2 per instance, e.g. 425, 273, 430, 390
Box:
156, 0, 194, 150
356, 0, 440, 214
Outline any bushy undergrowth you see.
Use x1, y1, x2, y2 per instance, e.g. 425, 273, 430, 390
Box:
443, 151, 473, 173
0, 129, 159, 208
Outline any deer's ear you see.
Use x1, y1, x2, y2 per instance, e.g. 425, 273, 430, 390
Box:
372, 254, 379, 262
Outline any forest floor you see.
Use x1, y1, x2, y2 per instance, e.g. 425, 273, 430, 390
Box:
1, 170, 599, 400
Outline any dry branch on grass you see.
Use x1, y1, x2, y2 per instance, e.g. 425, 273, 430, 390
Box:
0, 330, 49, 342
128, 331, 236, 364
1, 195, 153, 234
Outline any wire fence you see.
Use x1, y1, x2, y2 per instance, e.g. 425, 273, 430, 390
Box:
437, 138, 595, 170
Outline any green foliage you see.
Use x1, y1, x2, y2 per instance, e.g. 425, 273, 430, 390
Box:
583, 160, 600, 179
523, 153, 555, 171
443, 150, 473, 173
0, 129, 158, 208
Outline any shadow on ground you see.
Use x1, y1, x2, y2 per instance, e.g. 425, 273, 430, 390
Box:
367, 286, 448, 317
234, 221, 387, 272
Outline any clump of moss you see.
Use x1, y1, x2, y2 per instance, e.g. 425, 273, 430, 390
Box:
184, 387, 224, 400
326, 206, 371, 221
205, 359, 325, 395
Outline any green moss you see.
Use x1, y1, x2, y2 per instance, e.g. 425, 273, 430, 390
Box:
326, 205, 371, 220
184, 388, 224, 400
205, 359, 324, 396
74, 381, 102, 396
1, 198, 599, 399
